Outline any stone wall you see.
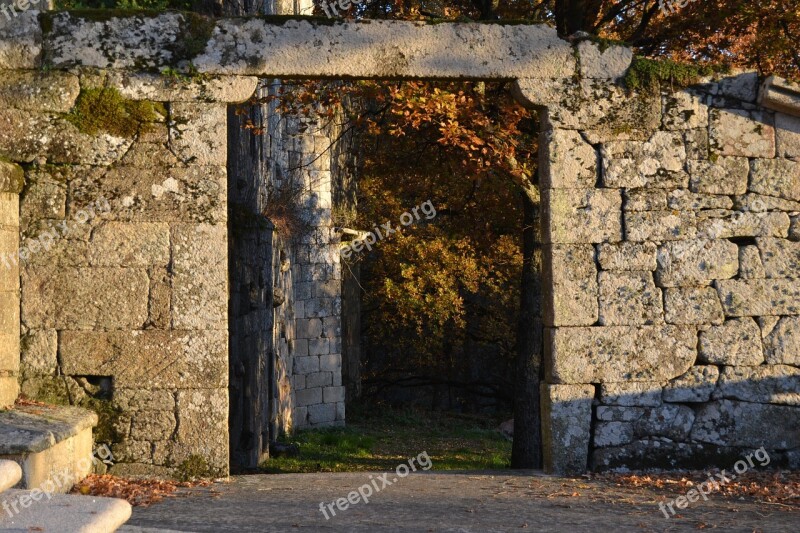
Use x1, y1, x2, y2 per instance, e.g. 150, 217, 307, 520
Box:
527, 66, 800, 473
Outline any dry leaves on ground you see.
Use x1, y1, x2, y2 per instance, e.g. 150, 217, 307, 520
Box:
71, 474, 212, 507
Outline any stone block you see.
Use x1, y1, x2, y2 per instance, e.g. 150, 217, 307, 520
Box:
0, 229, 18, 291
168, 103, 227, 166
114, 389, 175, 412
577, 41, 632, 80
0, 160, 23, 195
307, 403, 336, 425
662, 91, 708, 130
776, 112, 800, 159
709, 108, 775, 158
763, 317, 800, 366
655, 239, 738, 287
602, 132, 688, 189
20, 177, 67, 222
119, 141, 181, 169
335, 401, 345, 421
0, 71, 80, 113
539, 129, 597, 189
323, 386, 345, 403
0, 375, 17, 408
292, 407, 307, 427
716, 279, 800, 316
699, 318, 763, 365
108, 72, 258, 103
791, 215, 800, 242
697, 211, 790, 239
690, 400, 800, 449
596, 406, 644, 422
594, 421, 634, 447
295, 388, 322, 407
597, 242, 657, 271
68, 165, 226, 223
319, 353, 341, 372
715, 365, 800, 405
147, 267, 171, 329
130, 410, 176, 441
21, 267, 148, 329
89, 222, 170, 267
308, 338, 330, 356
757, 238, 800, 278
297, 318, 323, 339
663, 366, 719, 403
623, 189, 667, 212
733, 193, 800, 213
20, 329, 58, 376
718, 72, 759, 101
305, 372, 332, 389
738, 245, 765, 279
598, 271, 662, 326
687, 156, 749, 195
173, 388, 228, 474
663, 287, 724, 325
541, 384, 594, 475
667, 190, 732, 210
633, 404, 695, 441
172, 224, 227, 330
601, 382, 662, 407
684, 128, 709, 159
59, 330, 227, 389
0, 291, 18, 335
0, 192, 18, 228
546, 325, 696, 384
543, 244, 598, 327
293, 356, 320, 375
542, 188, 622, 244
749, 158, 800, 202
625, 211, 697, 242
0, 11, 41, 69
758, 75, 800, 114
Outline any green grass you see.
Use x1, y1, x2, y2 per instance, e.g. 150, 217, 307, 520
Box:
261, 404, 512, 473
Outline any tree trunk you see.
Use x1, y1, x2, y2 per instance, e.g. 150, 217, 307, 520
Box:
511, 193, 543, 469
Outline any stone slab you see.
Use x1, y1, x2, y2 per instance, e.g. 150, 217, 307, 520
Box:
0, 405, 97, 455
0, 489, 131, 532
716, 279, 800, 316
0, 459, 21, 493
541, 384, 594, 475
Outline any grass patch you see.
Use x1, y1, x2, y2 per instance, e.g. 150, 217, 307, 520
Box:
261, 404, 511, 473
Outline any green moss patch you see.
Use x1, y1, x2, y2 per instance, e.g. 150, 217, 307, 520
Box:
624, 57, 730, 93
66, 87, 159, 137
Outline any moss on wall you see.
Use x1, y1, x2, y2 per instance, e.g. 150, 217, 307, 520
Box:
66, 87, 160, 137
624, 57, 730, 93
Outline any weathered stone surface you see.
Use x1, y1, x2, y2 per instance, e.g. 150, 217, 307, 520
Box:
738, 245, 766, 279
542, 188, 622, 244
592, 439, 733, 472
171, 388, 228, 473
662, 91, 708, 130
626, 211, 697, 242
114, 389, 175, 412
691, 400, 800, 448
597, 242, 657, 271
541, 384, 594, 475
696, 211, 790, 239
307, 403, 337, 425
119, 140, 180, 168
598, 271, 662, 326
20, 329, 58, 375
623, 189, 667, 211
594, 421, 634, 447
655, 239, 738, 287
577, 41, 632, 80
634, 404, 695, 441
684, 128, 709, 160
758, 75, 800, 115
69, 165, 226, 224
0, 71, 80, 113
663, 366, 719, 403
169, 103, 227, 166
687, 156, 749, 195
709, 108, 775, 158
699, 318, 763, 365
601, 382, 662, 407
757, 237, 800, 278
0, 229, 18, 290
664, 287, 724, 325
0, 11, 41, 69
172, 224, 228, 330
763, 317, 800, 366
716, 279, 800, 316
0, 404, 97, 454
715, 365, 800, 405
130, 410, 176, 441
0, 291, 18, 336
602, 132, 688, 189
543, 244, 598, 326
21, 267, 148, 329
749, 158, 800, 202
0, 160, 24, 194
20, 174, 67, 222
540, 129, 597, 189
108, 72, 258, 103
776, 112, 800, 159
792, 215, 800, 241
596, 406, 644, 422
59, 330, 227, 388
89, 222, 170, 267
718, 71, 760, 102
667, 190, 733, 211
547, 326, 696, 384
733, 193, 800, 213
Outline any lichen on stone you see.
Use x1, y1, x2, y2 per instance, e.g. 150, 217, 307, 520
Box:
66, 86, 160, 137
623, 57, 729, 94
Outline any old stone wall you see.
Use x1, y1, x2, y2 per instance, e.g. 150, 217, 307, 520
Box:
531, 64, 800, 473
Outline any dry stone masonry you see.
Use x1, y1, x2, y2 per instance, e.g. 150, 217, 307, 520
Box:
0, 10, 797, 477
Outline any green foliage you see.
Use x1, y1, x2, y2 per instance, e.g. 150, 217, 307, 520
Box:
623, 57, 729, 93
262, 405, 511, 473
66, 87, 160, 137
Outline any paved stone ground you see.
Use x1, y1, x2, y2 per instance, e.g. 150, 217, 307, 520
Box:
118, 471, 797, 532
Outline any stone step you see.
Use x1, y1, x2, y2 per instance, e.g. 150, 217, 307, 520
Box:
0, 404, 98, 493
0, 461, 22, 494
0, 489, 131, 532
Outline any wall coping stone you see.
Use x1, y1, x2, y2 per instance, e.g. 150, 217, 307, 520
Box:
758, 76, 800, 117
0, 404, 98, 455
